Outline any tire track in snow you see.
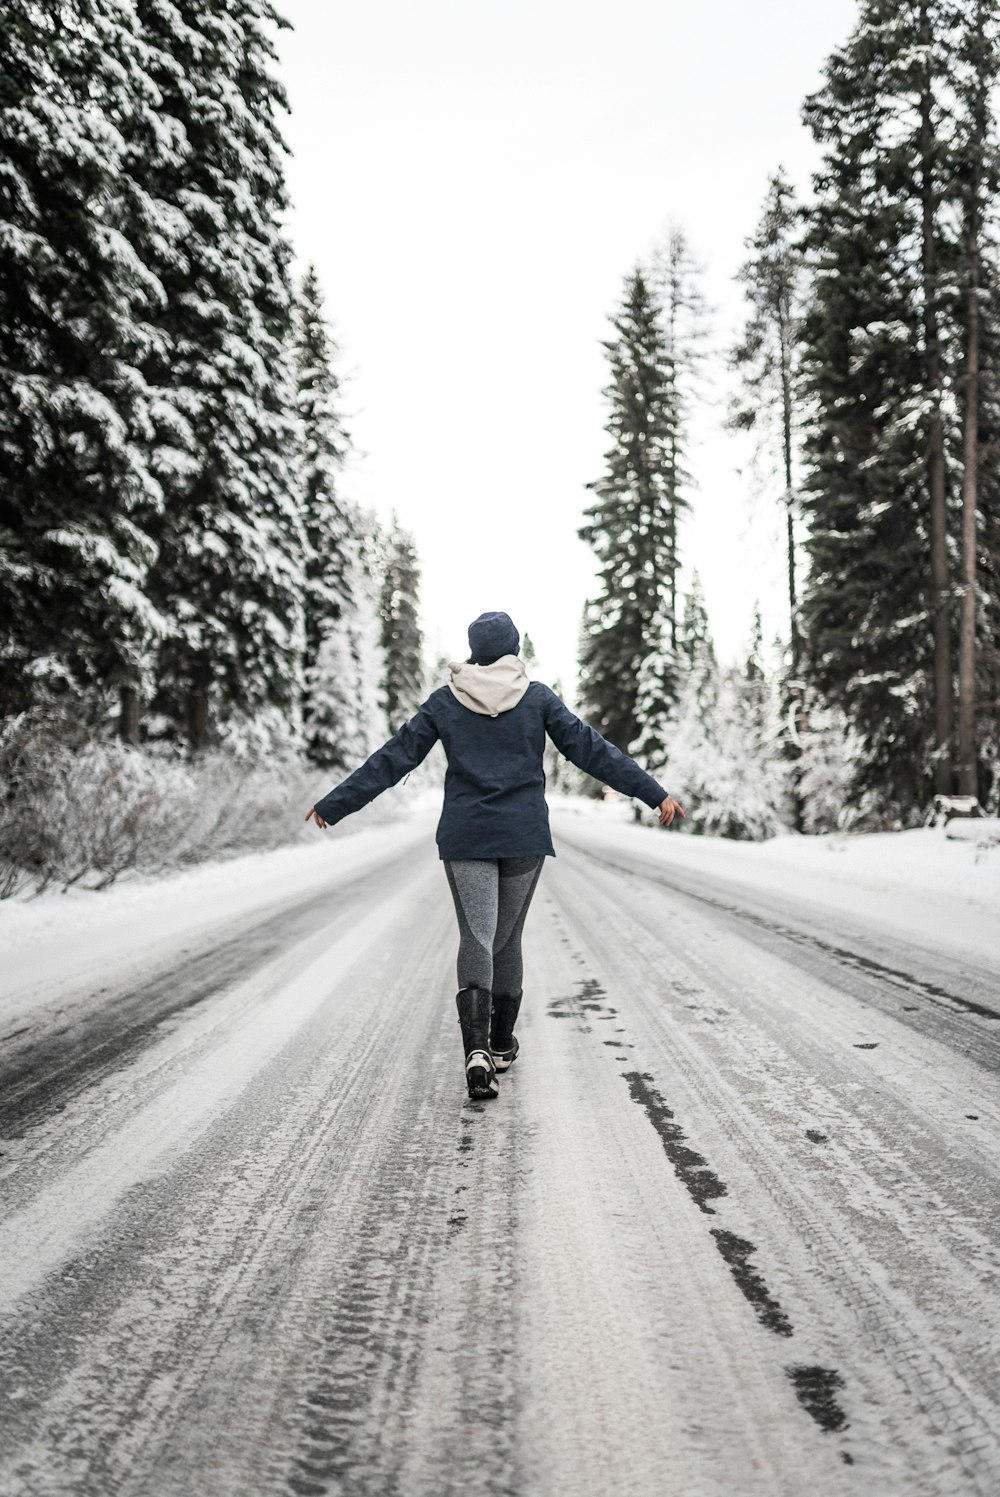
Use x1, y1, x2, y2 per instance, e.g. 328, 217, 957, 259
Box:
545, 831, 1000, 1494
0, 854, 417, 1141
548, 974, 849, 1441
556, 828, 1000, 1034
0, 850, 526, 1497
3, 820, 997, 1496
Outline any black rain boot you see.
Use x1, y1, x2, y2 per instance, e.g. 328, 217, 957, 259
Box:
490, 991, 522, 1073
456, 986, 499, 1100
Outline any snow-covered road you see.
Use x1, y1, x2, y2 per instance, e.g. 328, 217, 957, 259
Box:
1, 807, 998, 1497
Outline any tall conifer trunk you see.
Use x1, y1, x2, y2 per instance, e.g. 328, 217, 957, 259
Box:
187, 664, 211, 754
119, 685, 140, 746
918, 14, 955, 793
958, 259, 980, 796
957, 1, 987, 798
779, 312, 798, 674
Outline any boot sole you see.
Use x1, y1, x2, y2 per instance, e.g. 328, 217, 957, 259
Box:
465, 1053, 499, 1099
466, 1065, 499, 1099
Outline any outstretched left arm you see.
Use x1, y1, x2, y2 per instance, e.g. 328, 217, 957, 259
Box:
542, 688, 685, 827
306, 702, 440, 831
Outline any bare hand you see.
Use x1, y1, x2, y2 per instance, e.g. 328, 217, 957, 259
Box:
305, 807, 328, 830
657, 796, 686, 828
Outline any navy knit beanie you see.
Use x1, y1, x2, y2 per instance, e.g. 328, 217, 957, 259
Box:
468, 611, 520, 665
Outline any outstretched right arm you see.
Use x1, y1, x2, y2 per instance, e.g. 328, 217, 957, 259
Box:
306, 701, 440, 830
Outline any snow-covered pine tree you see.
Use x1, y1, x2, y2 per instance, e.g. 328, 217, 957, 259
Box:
293, 263, 363, 766
378, 514, 424, 729
354, 518, 391, 751
542, 673, 566, 794
0, 1, 169, 723
140, 0, 306, 751
303, 505, 393, 777
649, 595, 788, 839
633, 621, 679, 779
800, 0, 962, 820
730, 175, 810, 830
730, 169, 806, 671
677, 574, 713, 675
578, 268, 684, 753
649, 228, 707, 649
294, 265, 352, 665
644, 583, 717, 830
797, 696, 874, 833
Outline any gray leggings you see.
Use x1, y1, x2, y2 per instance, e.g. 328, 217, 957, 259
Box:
443, 856, 545, 994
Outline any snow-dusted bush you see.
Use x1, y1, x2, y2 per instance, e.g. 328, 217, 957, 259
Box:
797, 699, 881, 833
654, 665, 790, 840
0, 710, 316, 898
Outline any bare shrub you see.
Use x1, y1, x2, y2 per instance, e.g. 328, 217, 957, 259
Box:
0, 709, 318, 898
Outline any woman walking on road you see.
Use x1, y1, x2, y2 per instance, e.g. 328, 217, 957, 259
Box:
306, 611, 685, 1100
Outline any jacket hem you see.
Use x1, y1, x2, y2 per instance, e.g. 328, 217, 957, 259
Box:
437, 845, 555, 861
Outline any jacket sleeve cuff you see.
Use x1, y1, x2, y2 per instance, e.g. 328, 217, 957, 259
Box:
313, 792, 346, 825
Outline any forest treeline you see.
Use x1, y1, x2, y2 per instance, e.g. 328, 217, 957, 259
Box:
0, 0, 426, 763
2, 0, 999, 894
0, 1, 424, 893
578, 0, 1000, 833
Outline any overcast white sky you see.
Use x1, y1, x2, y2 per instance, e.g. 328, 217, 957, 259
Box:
277, 0, 858, 697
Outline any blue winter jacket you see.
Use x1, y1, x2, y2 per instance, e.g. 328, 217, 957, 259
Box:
312, 658, 670, 861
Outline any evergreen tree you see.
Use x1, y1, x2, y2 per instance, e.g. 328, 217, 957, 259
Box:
0, 1, 170, 722
800, 0, 962, 819
678, 574, 714, 675
294, 265, 352, 669
305, 514, 390, 774
543, 673, 566, 793
741, 605, 769, 738
140, 0, 306, 750
730, 169, 806, 669
378, 514, 424, 729
633, 620, 679, 774
292, 264, 367, 767
646, 596, 788, 840
578, 268, 685, 753
649, 228, 707, 647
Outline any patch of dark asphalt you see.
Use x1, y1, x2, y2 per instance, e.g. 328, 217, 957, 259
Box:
547, 977, 849, 1443
622, 1071, 728, 1215
0, 938, 262, 1137
562, 838, 1000, 1024
785, 1364, 849, 1433
710, 1229, 793, 1336
0, 862, 401, 1139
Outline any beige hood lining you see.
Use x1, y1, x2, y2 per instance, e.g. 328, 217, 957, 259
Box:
447, 655, 530, 717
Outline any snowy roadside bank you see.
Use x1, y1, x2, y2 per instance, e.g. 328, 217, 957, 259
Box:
4, 785, 995, 1017
550, 796, 1000, 968
0, 788, 441, 1013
